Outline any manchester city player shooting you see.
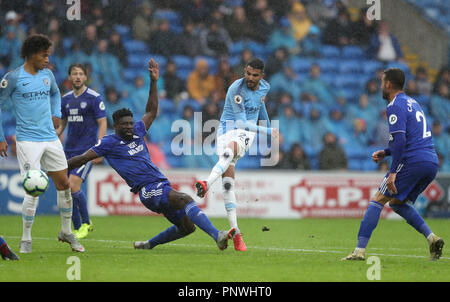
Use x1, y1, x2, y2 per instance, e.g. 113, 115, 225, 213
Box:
195, 58, 279, 251
67, 59, 235, 251
0, 34, 84, 253
56, 63, 107, 239
343, 68, 444, 261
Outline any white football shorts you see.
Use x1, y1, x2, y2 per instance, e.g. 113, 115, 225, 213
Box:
216, 129, 256, 165
16, 140, 68, 175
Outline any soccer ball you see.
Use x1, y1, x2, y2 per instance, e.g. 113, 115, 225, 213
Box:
22, 170, 49, 197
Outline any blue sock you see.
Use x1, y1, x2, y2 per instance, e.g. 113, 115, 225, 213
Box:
71, 197, 82, 230
357, 201, 384, 248
184, 201, 219, 241
390, 203, 432, 238
148, 225, 185, 249
73, 190, 90, 225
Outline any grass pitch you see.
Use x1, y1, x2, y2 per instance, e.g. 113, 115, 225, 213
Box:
1, 215, 449, 282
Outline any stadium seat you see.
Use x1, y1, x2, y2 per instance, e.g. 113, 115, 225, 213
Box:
361, 60, 383, 75
348, 159, 362, 170
321, 45, 340, 58
335, 74, 360, 89
124, 40, 148, 54
177, 68, 191, 81
338, 59, 362, 74
341, 46, 365, 59
113, 24, 131, 38
171, 55, 193, 70
123, 68, 144, 82
289, 57, 313, 73
316, 59, 339, 73
159, 99, 176, 115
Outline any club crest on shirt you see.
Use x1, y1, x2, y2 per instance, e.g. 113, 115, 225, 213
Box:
80, 101, 87, 109
0, 79, 7, 88
389, 114, 397, 125
99, 101, 105, 110
233, 94, 243, 104
43, 78, 50, 86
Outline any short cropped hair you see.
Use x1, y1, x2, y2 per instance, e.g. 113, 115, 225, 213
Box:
383, 68, 405, 90
246, 58, 265, 72
113, 108, 133, 124
68, 63, 87, 76
20, 34, 52, 59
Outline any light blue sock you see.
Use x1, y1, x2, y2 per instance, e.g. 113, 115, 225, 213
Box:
184, 201, 219, 241
390, 203, 432, 238
357, 201, 384, 248
148, 225, 185, 249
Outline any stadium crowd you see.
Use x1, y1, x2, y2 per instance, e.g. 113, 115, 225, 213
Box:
0, 0, 449, 172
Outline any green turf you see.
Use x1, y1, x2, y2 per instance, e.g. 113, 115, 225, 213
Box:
1, 215, 449, 282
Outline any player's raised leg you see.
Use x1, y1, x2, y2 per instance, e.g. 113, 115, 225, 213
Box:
196, 141, 238, 198
69, 173, 93, 239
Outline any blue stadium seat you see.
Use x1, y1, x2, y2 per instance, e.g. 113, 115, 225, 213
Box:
289, 57, 313, 73
321, 45, 340, 58
335, 74, 360, 89
230, 41, 244, 56
317, 58, 339, 73
154, 9, 180, 24
348, 159, 362, 170
171, 55, 193, 70
177, 99, 202, 115
361, 60, 383, 75
362, 159, 378, 171
159, 99, 176, 114
128, 53, 147, 68
113, 24, 131, 38
177, 68, 191, 81
124, 40, 148, 54
123, 68, 144, 82
341, 46, 365, 59
339, 59, 362, 74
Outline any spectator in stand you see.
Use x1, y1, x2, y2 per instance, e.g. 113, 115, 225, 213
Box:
270, 66, 302, 103
148, 107, 174, 146
305, 0, 335, 29
87, 4, 109, 39
178, 19, 203, 57
90, 39, 123, 88
129, 76, 148, 120
214, 57, 238, 100
429, 83, 450, 126
268, 17, 300, 55
186, 59, 216, 105
414, 66, 433, 97
288, 2, 312, 44
253, 8, 277, 44
244, 0, 269, 26
433, 66, 449, 94
269, 149, 292, 169
322, 9, 355, 46
373, 109, 390, 147
4, 10, 26, 42
348, 94, 377, 134
301, 25, 322, 58
225, 6, 255, 42
367, 21, 404, 63
300, 106, 329, 154
348, 118, 371, 151
132, 1, 157, 44
181, 0, 213, 25
81, 24, 98, 55
286, 143, 311, 170
199, 19, 233, 57
0, 26, 22, 69
108, 31, 128, 68
405, 79, 421, 99
324, 106, 352, 147
232, 48, 254, 76
352, 7, 378, 47
365, 78, 384, 112
104, 87, 127, 128
149, 19, 179, 57
301, 63, 335, 107
163, 60, 185, 100
264, 46, 289, 80
276, 105, 302, 150
318, 132, 348, 170
431, 121, 450, 163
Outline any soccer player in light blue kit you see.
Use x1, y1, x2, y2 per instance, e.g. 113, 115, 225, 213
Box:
67, 59, 235, 251
195, 58, 279, 251
343, 68, 444, 261
0, 34, 84, 253
56, 63, 107, 239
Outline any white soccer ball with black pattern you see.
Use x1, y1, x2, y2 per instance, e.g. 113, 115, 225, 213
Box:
22, 170, 49, 197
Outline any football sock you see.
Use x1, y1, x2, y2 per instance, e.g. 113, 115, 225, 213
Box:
73, 190, 90, 225
71, 193, 82, 230
184, 201, 219, 241
206, 147, 234, 189
222, 177, 239, 234
21, 194, 39, 241
357, 201, 384, 249
148, 225, 185, 249
0, 236, 6, 246
57, 189, 73, 234
389, 203, 432, 238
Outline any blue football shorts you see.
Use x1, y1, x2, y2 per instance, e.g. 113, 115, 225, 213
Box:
379, 161, 438, 202
139, 181, 186, 225
66, 151, 93, 180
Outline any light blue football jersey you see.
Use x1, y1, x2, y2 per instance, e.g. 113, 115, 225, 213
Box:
0, 65, 61, 141
218, 78, 271, 136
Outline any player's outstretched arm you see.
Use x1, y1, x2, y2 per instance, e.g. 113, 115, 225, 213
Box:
142, 59, 159, 131
67, 149, 99, 171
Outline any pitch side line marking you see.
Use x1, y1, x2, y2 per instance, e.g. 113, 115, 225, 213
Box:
4, 235, 449, 260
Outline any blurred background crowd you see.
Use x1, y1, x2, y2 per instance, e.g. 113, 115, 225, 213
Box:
0, 0, 449, 172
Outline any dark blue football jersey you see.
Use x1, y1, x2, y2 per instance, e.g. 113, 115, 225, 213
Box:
386, 92, 438, 166
61, 88, 106, 153
91, 120, 168, 193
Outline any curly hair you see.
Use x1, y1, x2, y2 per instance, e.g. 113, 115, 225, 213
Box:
112, 108, 133, 124
20, 34, 52, 59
